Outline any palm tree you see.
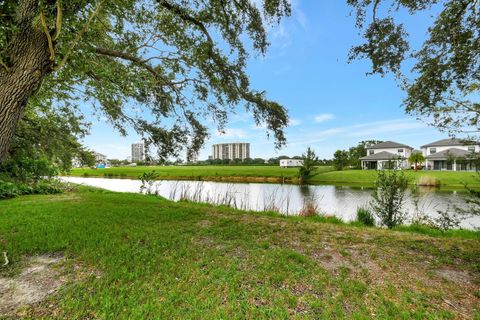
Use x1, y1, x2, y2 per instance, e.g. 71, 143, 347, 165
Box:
408, 152, 425, 171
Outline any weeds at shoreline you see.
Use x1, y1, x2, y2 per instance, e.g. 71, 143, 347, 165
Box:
418, 175, 441, 187
356, 206, 375, 226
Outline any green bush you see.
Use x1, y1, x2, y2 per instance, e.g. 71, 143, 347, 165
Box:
0, 156, 58, 182
0, 181, 20, 199
0, 180, 64, 200
356, 206, 375, 226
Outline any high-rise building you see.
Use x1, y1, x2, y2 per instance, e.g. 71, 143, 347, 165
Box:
131, 142, 145, 162
211, 143, 250, 161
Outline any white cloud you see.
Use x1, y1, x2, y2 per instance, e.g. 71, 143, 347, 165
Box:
257, 0, 308, 50
230, 112, 251, 123
345, 120, 424, 138
289, 118, 302, 126
314, 113, 335, 123
215, 128, 249, 138
295, 7, 308, 31
288, 119, 430, 147
288, 128, 343, 146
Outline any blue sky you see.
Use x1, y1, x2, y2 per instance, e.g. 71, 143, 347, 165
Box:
82, 0, 447, 160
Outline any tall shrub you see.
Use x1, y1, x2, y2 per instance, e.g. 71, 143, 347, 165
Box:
332, 150, 349, 171
370, 167, 409, 228
298, 147, 319, 184
139, 171, 160, 195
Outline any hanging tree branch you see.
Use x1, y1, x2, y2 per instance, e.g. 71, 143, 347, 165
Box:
54, 0, 104, 71
156, 0, 288, 146
39, 1, 55, 61
52, 0, 63, 41
0, 60, 8, 72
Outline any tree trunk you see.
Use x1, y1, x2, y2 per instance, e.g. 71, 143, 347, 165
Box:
0, 0, 53, 161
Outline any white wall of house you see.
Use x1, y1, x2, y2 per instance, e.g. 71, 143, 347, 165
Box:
280, 159, 304, 168
366, 147, 412, 158
421, 144, 479, 157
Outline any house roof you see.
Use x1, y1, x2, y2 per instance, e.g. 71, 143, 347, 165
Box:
368, 141, 413, 150
421, 138, 476, 148
360, 151, 405, 161
425, 148, 471, 160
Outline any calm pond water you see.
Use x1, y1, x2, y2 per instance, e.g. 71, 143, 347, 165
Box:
61, 177, 479, 229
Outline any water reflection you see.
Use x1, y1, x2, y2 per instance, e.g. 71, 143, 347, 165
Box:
61, 177, 479, 229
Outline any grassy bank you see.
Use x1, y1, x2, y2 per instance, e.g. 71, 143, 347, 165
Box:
310, 170, 480, 189
0, 187, 479, 318
69, 165, 323, 182
68, 166, 480, 189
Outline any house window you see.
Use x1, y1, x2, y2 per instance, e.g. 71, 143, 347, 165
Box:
430, 148, 436, 154
397, 149, 404, 153
468, 146, 475, 153
369, 150, 374, 155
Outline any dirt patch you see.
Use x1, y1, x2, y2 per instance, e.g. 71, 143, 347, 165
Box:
311, 250, 352, 274
0, 254, 66, 317
436, 268, 474, 285
196, 220, 213, 228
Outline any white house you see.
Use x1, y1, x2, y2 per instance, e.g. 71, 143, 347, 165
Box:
280, 159, 304, 168
94, 152, 107, 164
421, 138, 479, 171
360, 141, 413, 170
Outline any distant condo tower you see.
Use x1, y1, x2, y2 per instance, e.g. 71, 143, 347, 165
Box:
131, 142, 145, 162
212, 143, 250, 161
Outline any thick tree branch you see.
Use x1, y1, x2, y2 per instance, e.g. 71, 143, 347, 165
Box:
93, 47, 179, 94
95, 47, 159, 76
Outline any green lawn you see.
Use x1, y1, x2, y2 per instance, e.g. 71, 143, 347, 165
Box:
68, 165, 480, 189
70, 165, 305, 179
310, 170, 480, 189
0, 188, 479, 318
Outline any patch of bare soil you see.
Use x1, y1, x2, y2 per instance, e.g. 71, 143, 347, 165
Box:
436, 268, 474, 285
196, 219, 213, 228
0, 254, 69, 317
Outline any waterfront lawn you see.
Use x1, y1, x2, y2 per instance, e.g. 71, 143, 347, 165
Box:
0, 187, 479, 318
69, 165, 334, 180
310, 170, 480, 189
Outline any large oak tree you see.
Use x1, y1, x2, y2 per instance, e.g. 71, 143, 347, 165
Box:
0, 0, 290, 161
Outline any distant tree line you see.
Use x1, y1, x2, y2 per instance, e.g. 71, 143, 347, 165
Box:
101, 155, 334, 167
198, 155, 332, 166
